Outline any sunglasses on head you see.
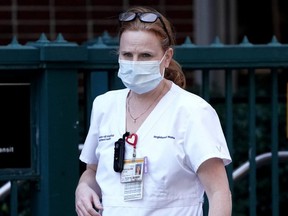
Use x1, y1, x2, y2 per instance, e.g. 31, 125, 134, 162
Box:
119, 12, 172, 45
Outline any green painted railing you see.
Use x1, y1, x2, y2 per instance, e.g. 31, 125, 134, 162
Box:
0, 33, 287, 216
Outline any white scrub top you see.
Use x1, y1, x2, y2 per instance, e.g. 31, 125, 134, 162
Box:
80, 83, 232, 216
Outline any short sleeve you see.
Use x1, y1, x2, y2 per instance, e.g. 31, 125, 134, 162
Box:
184, 103, 232, 172
79, 99, 100, 165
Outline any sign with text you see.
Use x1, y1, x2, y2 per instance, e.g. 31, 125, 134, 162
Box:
0, 83, 31, 169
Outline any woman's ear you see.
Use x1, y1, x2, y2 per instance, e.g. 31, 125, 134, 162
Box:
164, 48, 174, 67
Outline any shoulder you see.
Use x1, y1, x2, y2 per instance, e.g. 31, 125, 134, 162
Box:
88, 88, 128, 123
167, 83, 221, 127
93, 88, 129, 105
170, 83, 213, 111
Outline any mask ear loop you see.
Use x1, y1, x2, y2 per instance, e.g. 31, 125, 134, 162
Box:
159, 50, 167, 64
160, 51, 168, 78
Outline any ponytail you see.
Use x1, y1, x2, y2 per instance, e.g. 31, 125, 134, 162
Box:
165, 59, 186, 89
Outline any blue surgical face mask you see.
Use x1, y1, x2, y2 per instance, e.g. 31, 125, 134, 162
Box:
118, 54, 166, 94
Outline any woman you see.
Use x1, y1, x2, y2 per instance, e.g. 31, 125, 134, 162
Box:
75, 6, 232, 216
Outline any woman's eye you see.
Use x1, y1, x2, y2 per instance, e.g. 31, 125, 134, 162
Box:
122, 53, 132, 58
140, 53, 152, 59
142, 53, 151, 58
120, 52, 153, 60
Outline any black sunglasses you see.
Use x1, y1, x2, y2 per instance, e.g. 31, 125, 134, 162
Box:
119, 12, 172, 45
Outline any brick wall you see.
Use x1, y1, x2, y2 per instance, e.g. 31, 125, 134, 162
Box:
0, 0, 194, 45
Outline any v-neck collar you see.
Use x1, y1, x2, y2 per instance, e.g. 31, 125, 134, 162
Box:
127, 83, 177, 139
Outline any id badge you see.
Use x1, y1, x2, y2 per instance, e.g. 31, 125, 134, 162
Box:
120, 158, 145, 201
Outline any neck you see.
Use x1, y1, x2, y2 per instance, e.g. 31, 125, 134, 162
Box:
126, 80, 167, 124
126, 80, 172, 132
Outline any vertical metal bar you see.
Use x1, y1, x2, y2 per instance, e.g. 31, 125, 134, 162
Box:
225, 69, 234, 191
271, 69, 279, 216
33, 69, 79, 216
10, 181, 18, 216
286, 83, 288, 139
86, 71, 109, 128
202, 69, 210, 101
202, 69, 209, 216
248, 69, 256, 216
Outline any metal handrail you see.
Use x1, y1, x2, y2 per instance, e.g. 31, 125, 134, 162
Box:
0, 181, 11, 200
233, 151, 288, 182
1, 150, 288, 200
0, 143, 85, 200
0, 181, 24, 201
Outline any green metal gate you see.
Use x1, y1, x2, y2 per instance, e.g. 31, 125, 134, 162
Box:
0, 34, 82, 216
0, 33, 287, 216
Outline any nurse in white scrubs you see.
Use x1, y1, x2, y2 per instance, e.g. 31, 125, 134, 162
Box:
75, 6, 232, 216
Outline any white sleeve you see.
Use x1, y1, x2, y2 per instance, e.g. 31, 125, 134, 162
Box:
79, 99, 100, 165
184, 103, 232, 172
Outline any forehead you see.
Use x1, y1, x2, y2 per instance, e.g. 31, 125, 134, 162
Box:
119, 30, 163, 52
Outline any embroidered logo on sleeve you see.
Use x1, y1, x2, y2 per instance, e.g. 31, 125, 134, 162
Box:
216, 145, 222, 152
99, 134, 114, 142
